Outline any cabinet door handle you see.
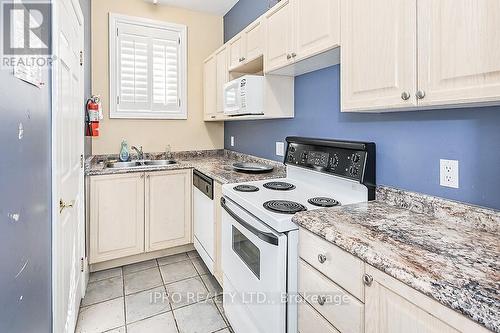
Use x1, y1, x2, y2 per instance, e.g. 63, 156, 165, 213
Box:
363, 274, 373, 287
416, 90, 426, 100
291, 52, 297, 58
286, 54, 292, 60
211, 115, 216, 119
401, 91, 410, 101
241, 57, 246, 62
317, 296, 326, 306
318, 254, 327, 264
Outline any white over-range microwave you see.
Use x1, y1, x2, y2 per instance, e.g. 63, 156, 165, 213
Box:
223, 75, 265, 116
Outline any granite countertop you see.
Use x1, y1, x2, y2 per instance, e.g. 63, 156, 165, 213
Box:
292, 196, 500, 332
85, 149, 286, 184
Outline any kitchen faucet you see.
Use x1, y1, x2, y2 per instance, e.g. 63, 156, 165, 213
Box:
131, 145, 144, 160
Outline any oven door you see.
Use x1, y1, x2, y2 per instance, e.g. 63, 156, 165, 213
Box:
221, 197, 287, 333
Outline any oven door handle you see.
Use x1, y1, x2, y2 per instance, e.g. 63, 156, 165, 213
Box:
221, 197, 279, 246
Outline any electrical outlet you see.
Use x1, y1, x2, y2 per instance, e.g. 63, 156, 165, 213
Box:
276, 142, 285, 156
440, 159, 459, 188
230, 136, 235, 147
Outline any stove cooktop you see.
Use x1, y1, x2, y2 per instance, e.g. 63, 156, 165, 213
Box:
307, 197, 340, 207
263, 181, 296, 191
263, 200, 307, 214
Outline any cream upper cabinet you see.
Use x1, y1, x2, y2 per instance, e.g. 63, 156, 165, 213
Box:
204, 46, 228, 121
228, 34, 245, 70
145, 170, 192, 252
265, 0, 294, 72
293, 0, 340, 62
364, 265, 490, 333
215, 46, 229, 114
203, 55, 217, 119
417, 0, 500, 107
89, 173, 145, 264
265, 0, 340, 74
243, 19, 264, 62
341, 0, 417, 112
342, 0, 500, 112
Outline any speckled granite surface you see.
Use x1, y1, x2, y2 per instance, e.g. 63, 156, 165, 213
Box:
292, 194, 500, 332
85, 149, 286, 184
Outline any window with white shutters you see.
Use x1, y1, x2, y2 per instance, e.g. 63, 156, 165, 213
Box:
109, 14, 187, 119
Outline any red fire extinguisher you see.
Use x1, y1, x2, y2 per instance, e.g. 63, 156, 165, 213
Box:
86, 95, 102, 137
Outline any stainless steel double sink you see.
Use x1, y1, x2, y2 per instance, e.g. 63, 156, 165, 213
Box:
106, 160, 177, 169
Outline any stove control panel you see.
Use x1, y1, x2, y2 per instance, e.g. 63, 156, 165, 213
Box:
286, 143, 368, 182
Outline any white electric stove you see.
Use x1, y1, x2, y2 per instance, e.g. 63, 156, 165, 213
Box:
221, 137, 376, 333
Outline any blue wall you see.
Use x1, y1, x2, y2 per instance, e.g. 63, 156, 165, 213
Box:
223, 1, 500, 210
0, 46, 52, 332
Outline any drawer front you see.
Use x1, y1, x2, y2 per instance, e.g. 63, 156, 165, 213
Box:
299, 228, 364, 300
298, 259, 364, 333
298, 298, 340, 333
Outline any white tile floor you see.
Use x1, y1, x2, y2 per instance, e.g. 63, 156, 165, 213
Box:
76, 250, 232, 333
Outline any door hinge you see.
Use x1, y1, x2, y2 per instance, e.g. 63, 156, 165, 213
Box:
117, 27, 119, 36
117, 96, 120, 104
80, 154, 84, 168
178, 98, 181, 107
178, 37, 181, 45
80, 51, 83, 66
80, 257, 84, 272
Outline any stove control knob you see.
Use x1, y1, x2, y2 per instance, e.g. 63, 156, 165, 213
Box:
330, 155, 339, 168
349, 166, 359, 176
352, 153, 360, 163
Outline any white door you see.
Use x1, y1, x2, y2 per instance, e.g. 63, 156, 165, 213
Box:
52, 0, 85, 332
417, 0, 500, 107
341, 0, 417, 112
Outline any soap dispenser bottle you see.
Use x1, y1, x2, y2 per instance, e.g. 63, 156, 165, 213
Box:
119, 139, 130, 162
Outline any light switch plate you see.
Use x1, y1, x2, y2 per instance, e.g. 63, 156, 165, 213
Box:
230, 136, 235, 147
276, 142, 285, 156
440, 159, 459, 188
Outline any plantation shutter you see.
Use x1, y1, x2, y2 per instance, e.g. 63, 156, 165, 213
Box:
113, 19, 185, 119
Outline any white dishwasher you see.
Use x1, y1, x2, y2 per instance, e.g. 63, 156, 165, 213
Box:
193, 170, 215, 274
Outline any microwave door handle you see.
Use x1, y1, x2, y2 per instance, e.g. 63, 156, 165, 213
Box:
221, 198, 279, 246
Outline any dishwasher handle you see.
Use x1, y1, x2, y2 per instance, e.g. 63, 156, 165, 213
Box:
193, 170, 213, 199
221, 197, 279, 246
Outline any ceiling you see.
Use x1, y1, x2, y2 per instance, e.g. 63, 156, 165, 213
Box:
149, 0, 239, 15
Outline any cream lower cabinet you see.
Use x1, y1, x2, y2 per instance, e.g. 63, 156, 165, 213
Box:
89, 170, 192, 264
341, 0, 500, 112
298, 228, 490, 333
364, 265, 490, 333
145, 170, 192, 252
90, 173, 145, 264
